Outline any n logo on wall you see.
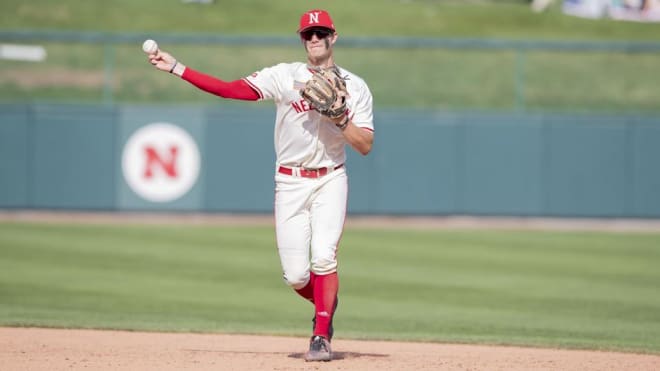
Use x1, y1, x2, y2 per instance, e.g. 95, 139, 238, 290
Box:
122, 123, 200, 203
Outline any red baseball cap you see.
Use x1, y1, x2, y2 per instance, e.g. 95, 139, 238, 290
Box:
297, 9, 335, 33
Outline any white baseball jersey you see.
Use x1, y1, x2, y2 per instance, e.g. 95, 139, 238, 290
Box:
243, 62, 374, 169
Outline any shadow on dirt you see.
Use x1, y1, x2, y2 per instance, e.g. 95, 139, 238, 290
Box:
288, 351, 389, 360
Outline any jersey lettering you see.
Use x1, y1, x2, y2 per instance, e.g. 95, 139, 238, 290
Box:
291, 98, 313, 113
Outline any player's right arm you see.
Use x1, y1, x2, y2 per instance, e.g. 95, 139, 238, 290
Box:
148, 50, 259, 101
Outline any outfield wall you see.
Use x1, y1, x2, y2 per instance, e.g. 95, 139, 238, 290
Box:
1, 103, 659, 218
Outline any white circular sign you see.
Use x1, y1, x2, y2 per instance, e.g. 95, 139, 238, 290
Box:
122, 123, 201, 203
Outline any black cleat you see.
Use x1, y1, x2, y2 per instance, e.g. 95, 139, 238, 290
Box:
304, 335, 332, 362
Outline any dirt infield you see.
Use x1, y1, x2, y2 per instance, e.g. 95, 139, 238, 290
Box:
2, 327, 659, 371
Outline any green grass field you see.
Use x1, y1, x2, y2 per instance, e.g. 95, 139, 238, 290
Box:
2, 1, 660, 111
2, 0, 660, 40
4, 43, 659, 112
1, 221, 659, 354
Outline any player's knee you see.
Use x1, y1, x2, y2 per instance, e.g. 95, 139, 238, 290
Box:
310, 257, 337, 276
282, 270, 310, 290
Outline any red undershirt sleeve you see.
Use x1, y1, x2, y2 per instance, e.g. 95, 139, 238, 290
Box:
181, 67, 260, 101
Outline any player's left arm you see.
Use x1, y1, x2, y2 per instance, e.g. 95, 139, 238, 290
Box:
338, 84, 374, 155
340, 121, 373, 155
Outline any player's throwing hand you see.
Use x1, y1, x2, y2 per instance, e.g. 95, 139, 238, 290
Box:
145, 45, 184, 76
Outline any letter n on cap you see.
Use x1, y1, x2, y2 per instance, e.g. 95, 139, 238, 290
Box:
309, 11, 320, 24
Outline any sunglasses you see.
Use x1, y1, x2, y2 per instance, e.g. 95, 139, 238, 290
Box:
300, 29, 333, 41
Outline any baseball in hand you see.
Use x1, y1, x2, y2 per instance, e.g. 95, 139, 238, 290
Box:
142, 39, 159, 55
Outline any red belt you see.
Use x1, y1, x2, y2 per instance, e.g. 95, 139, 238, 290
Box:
278, 164, 344, 178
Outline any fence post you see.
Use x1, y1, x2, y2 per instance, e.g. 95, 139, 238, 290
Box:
514, 50, 526, 111
103, 43, 115, 104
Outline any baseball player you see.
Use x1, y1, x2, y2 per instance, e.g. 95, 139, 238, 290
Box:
147, 9, 374, 362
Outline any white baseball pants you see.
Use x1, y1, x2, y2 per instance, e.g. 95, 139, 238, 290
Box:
274, 168, 347, 289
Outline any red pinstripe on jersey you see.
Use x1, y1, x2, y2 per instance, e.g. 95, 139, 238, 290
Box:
242, 78, 264, 100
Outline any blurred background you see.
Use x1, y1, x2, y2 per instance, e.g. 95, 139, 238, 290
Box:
2, 1, 660, 356
1, 0, 660, 218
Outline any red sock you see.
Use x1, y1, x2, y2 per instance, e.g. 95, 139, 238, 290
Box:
313, 272, 338, 338
294, 271, 316, 303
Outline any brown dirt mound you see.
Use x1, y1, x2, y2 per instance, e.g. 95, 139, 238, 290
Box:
1, 327, 659, 371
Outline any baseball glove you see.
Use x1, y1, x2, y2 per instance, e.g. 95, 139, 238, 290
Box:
300, 67, 348, 119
